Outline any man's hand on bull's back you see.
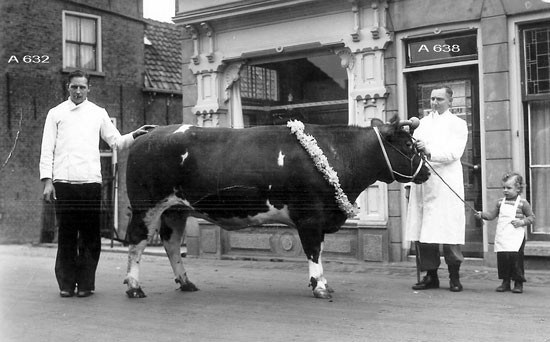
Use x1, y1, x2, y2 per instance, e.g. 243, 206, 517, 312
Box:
132, 125, 157, 139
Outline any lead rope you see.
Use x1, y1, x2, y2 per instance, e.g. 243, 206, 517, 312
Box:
421, 156, 478, 213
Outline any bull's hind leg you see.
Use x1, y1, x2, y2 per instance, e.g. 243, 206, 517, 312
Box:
124, 240, 148, 298
124, 210, 150, 298
160, 210, 198, 292
298, 229, 332, 299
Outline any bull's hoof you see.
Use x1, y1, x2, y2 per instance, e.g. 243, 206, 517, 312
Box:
313, 288, 332, 299
126, 287, 147, 298
176, 279, 199, 292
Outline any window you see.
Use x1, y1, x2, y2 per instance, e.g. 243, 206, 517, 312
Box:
63, 11, 102, 72
240, 65, 279, 101
521, 22, 550, 240
239, 54, 348, 127
524, 24, 550, 95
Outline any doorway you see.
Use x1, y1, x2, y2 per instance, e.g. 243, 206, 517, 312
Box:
406, 65, 483, 257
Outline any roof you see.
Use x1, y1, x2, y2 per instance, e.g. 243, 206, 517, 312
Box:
144, 19, 183, 94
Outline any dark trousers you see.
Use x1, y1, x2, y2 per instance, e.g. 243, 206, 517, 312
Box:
417, 243, 464, 272
497, 239, 526, 283
54, 183, 102, 292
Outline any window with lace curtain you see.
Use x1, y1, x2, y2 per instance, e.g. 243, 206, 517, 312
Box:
63, 11, 102, 72
522, 22, 550, 239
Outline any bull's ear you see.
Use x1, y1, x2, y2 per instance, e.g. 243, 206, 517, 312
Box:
371, 118, 385, 127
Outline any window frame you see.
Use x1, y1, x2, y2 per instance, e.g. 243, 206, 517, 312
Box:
62, 10, 103, 74
520, 22, 550, 101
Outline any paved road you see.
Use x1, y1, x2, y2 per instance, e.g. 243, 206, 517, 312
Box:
1, 244, 549, 342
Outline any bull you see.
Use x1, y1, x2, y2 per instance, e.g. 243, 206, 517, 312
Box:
123, 116, 428, 299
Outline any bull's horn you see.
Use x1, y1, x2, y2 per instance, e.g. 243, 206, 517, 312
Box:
398, 117, 420, 129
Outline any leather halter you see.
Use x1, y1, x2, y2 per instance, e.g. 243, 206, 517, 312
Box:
373, 126, 424, 182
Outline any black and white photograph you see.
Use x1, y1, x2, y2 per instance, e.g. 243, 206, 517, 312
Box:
1, 0, 550, 341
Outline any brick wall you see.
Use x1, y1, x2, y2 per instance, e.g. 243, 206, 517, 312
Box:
0, 0, 146, 243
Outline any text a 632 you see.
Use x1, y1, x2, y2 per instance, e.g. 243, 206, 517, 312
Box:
8, 55, 50, 64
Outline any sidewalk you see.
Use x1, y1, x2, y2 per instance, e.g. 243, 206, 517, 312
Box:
33, 240, 550, 286
97, 239, 550, 286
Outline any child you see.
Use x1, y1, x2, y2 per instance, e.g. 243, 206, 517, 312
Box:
475, 172, 535, 293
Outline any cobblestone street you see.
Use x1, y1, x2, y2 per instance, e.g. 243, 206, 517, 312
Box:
1, 244, 549, 342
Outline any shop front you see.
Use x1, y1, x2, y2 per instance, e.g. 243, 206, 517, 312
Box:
174, 0, 550, 265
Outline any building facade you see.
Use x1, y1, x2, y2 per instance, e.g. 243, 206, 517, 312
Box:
0, 1, 187, 244
174, 0, 550, 266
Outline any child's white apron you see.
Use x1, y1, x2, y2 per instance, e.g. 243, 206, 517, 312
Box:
494, 196, 525, 252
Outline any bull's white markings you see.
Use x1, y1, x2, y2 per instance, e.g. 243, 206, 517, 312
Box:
143, 193, 192, 239
287, 120, 356, 217
277, 150, 285, 167
253, 200, 294, 226
216, 200, 295, 229
180, 151, 189, 166
173, 124, 193, 134
308, 242, 328, 290
125, 240, 148, 288
308, 242, 327, 290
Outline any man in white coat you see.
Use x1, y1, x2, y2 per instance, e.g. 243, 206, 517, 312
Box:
405, 85, 468, 292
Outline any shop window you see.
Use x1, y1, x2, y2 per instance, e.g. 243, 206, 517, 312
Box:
240, 65, 279, 102
63, 11, 102, 72
240, 54, 348, 127
524, 25, 550, 95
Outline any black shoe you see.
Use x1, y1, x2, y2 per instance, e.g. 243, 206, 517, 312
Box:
449, 278, 463, 292
59, 290, 74, 298
496, 280, 511, 292
76, 290, 94, 298
512, 281, 523, 294
412, 274, 440, 290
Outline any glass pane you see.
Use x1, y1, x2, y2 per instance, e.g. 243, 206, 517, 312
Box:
65, 43, 78, 68
529, 100, 550, 234
80, 45, 96, 70
65, 15, 79, 41
80, 18, 96, 44
530, 101, 550, 165
523, 25, 550, 95
531, 168, 550, 234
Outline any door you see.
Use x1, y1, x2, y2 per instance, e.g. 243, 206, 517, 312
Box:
406, 65, 483, 257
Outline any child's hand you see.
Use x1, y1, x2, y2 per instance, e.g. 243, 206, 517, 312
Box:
474, 211, 483, 220
511, 219, 524, 228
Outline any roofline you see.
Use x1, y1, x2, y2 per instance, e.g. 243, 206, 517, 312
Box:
143, 87, 183, 95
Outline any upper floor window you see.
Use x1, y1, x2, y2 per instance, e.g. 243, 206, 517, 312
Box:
523, 23, 550, 96
63, 11, 102, 72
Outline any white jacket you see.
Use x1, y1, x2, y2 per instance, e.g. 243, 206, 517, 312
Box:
405, 110, 468, 244
39, 99, 134, 183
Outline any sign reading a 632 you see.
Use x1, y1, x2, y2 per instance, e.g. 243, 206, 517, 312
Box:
8, 55, 50, 64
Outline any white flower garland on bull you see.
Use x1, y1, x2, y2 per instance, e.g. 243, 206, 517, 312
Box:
122, 116, 426, 300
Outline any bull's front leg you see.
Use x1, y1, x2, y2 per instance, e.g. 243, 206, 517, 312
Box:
160, 214, 198, 292
299, 229, 333, 299
124, 240, 148, 298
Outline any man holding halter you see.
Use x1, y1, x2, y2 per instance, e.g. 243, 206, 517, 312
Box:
405, 85, 468, 292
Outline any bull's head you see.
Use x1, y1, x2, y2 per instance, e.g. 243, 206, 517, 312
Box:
371, 115, 429, 184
